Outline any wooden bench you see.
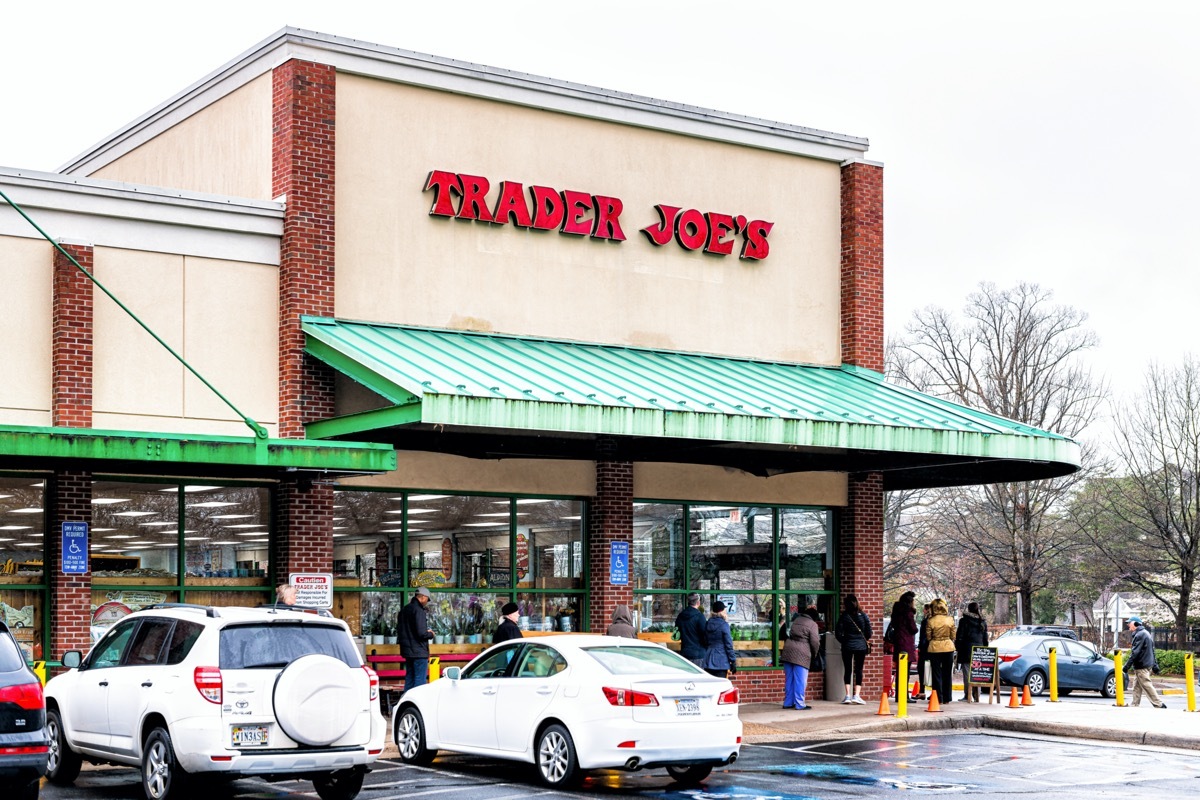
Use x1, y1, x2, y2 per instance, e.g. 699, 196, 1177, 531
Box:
365, 653, 475, 713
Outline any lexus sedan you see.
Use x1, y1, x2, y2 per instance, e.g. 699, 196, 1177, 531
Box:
0, 620, 47, 800
997, 634, 1116, 697
391, 634, 741, 788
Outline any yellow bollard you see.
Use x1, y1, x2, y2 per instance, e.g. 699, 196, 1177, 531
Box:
1113, 650, 1125, 707
1048, 647, 1059, 702
32, 660, 46, 686
428, 656, 441, 682
897, 653, 908, 718
1186, 652, 1196, 713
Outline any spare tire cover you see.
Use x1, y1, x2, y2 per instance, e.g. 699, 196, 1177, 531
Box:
273, 654, 362, 746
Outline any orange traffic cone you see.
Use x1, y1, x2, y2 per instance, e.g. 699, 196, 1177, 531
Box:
876, 691, 892, 716
1007, 687, 1021, 708
1021, 685, 1034, 706
925, 689, 943, 712
910, 679, 921, 699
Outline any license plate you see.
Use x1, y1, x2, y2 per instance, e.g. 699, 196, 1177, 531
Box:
232, 725, 269, 747
675, 698, 700, 716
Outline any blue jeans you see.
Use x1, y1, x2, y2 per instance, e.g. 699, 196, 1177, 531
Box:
404, 657, 429, 692
783, 663, 810, 708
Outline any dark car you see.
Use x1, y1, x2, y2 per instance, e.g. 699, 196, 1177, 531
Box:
997, 634, 1116, 697
0, 620, 47, 799
995, 625, 1079, 641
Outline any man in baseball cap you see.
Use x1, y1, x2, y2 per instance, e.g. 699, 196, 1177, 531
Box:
399, 587, 435, 692
1125, 616, 1166, 708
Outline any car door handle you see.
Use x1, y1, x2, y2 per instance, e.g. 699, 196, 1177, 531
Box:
537, 686, 553, 695
482, 687, 498, 696
142, 681, 154, 687
98, 680, 109, 687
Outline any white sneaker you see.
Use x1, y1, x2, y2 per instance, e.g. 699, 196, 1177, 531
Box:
841, 696, 853, 704
852, 695, 866, 705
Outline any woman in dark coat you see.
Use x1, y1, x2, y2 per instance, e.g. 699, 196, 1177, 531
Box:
834, 594, 872, 704
889, 591, 919, 698
780, 609, 821, 709
954, 601, 989, 701
701, 601, 737, 678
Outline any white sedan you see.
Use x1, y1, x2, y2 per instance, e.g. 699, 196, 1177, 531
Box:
391, 634, 741, 787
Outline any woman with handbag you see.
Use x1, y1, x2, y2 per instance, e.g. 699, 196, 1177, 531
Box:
780, 606, 821, 709
834, 594, 872, 704
926, 598, 957, 704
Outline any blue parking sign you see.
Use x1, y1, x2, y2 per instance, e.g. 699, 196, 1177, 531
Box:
62, 522, 89, 574
610, 541, 629, 586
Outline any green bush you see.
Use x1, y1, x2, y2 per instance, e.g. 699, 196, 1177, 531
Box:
1155, 649, 1191, 676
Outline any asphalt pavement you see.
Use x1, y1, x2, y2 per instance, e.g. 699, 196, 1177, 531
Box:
737, 677, 1200, 751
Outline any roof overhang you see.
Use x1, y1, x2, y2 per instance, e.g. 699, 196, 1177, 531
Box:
301, 317, 1081, 491
0, 424, 396, 479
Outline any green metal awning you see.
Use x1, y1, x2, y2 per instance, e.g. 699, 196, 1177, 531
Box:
301, 316, 1080, 490
0, 424, 396, 477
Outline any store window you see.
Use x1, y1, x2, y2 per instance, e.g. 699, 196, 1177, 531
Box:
632, 504, 685, 591
0, 475, 45, 662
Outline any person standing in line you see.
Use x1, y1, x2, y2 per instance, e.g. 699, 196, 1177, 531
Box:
889, 592, 919, 700
955, 601, 989, 702
781, 605, 821, 709
915, 602, 932, 699
701, 601, 737, 678
925, 598, 956, 704
834, 594, 872, 704
398, 587, 435, 693
676, 593, 708, 667
606, 604, 637, 638
275, 583, 297, 606
1125, 616, 1167, 708
493, 601, 523, 644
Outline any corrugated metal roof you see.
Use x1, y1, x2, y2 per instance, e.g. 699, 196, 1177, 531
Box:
301, 317, 1080, 472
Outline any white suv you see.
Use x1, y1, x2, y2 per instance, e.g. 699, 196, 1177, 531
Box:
44, 604, 385, 800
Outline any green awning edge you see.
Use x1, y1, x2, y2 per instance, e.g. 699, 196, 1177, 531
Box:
0, 425, 396, 472
306, 404, 424, 440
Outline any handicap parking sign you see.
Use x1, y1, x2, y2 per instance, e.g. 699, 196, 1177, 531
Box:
62, 521, 88, 574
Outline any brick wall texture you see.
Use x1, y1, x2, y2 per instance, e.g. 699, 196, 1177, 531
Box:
586, 455, 634, 633
273, 480, 335, 577
838, 472, 886, 696
840, 161, 884, 373
52, 243, 94, 428
47, 471, 93, 658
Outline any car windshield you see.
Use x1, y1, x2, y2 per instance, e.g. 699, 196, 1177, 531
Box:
220, 623, 359, 669
0, 630, 25, 672
583, 645, 703, 675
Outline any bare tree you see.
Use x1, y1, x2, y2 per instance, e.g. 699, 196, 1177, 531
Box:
891, 282, 1104, 622
1076, 358, 1200, 646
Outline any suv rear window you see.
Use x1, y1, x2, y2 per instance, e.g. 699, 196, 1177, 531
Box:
0, 628, 26, 671
220, 623, 359, 669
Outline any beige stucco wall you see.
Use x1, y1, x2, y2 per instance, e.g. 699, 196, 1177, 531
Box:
92, 247, 279, 436
92, 75, 273, 200
0, 236, 52, 426
336, 75, 842, 365
634, 463, 845, 507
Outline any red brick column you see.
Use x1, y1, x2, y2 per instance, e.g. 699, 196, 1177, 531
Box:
272, 59, 336, 574
274, 59, 336, 439
838, 472, 885, 695
587, 441, 633, 633
273, 480, 334, 577
840, 161, 883, 372
47, 471, 93, 659
52, 243, 94, 427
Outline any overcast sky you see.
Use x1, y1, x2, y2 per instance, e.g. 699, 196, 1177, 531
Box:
4, 1, 1197, 426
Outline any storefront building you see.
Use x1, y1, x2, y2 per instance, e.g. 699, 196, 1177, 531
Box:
0, 29, 1078, 701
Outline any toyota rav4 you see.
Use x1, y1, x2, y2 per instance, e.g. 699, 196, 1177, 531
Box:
44, 604, 384, 800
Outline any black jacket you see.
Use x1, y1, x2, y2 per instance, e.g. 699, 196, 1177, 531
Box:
493, 618, 523, 644
1128, 625, 1156, 670
675, 606, 708, 660
954, 613, 988, 660
398, 598, 433, 658
835, 610, 872, 653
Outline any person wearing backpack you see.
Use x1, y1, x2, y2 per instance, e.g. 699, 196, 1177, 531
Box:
954, 601, 989, 702
887, 592, 918, 699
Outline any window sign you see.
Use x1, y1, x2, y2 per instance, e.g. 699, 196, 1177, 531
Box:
62, 522, 88, 575
609, 541, 629, 586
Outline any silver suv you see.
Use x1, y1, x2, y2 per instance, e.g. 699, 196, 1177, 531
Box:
44, 604, 385, 800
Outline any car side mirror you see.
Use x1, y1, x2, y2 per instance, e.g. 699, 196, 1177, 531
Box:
62, 651, 82, 669
443, 666, 461, 681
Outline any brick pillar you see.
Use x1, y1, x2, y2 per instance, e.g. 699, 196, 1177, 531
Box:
587, 440, 633, 633
840, 161, 884, 372
272, 59, 336, 573
274, 59, 336, 439
47, 471, 93, 659
273, 480, 335, 577
52, 243, 94, 427
838, 472, 885, 693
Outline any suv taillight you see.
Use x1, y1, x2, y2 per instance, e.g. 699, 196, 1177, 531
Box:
0, 681, 43, 710
602, 687, 659, 707
363, 665, 379, 702
718, 687, 739, 705
194, 666, 222, 704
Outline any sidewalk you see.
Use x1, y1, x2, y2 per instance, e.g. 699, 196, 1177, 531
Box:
740, 681, 1200, 751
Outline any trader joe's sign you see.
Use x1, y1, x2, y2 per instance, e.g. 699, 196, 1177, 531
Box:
424, 170, 774, 260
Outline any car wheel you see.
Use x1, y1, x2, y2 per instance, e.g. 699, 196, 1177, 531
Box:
142, 727, 190, 800
535, 723, 580, 788
1101, 672, 1117, 698
17, 776, 39, 800
1025, 670, 1046, 697
393, 706, 436, 766
313, 766, 366, 800
666, 765, 713, 785
45, 709, 82, 785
